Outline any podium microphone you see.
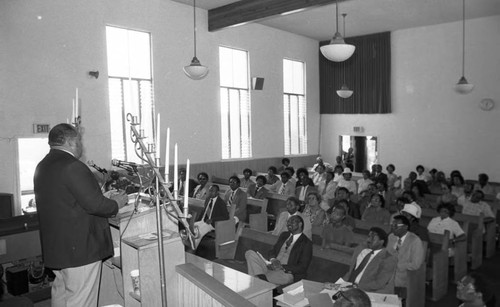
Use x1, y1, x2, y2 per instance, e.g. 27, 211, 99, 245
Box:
111, 159, 138, 168
87, 160, 108, 174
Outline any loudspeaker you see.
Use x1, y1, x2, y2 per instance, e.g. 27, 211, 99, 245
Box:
0, 193, 13, 219
252, 77, 264, 90
6, 266, 29, 295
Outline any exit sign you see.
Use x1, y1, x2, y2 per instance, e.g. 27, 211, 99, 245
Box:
33, 124, 50, 134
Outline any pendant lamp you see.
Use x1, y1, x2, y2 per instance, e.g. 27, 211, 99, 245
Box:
320, 0, 355, 62
455, 0, 473, 94
337, 13, 353, 98
184, 0, 209, 80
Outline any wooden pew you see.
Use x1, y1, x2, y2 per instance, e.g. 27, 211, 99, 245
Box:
426, 231, 450, 301
247, 198, 269, 231
483, 198, 499, 258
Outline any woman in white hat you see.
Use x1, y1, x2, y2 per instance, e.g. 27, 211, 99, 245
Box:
400, 202, 430, 242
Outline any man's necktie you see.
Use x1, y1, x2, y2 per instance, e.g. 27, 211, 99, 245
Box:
230, 191, 235, 203
285, 235, 294, 250
204, 199, 214, 222
279, 184, 285, 195
348, 250, 374, 283
396, 238, 402, 252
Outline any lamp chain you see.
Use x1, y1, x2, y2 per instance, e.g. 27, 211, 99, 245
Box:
193, 0, 197, 58
461, 0, 465, 77
335, 0, 339, 33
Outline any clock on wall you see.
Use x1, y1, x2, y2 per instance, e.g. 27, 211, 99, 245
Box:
479, 98, 495, 111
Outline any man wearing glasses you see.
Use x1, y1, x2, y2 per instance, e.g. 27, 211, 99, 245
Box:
386, 215, 425, 299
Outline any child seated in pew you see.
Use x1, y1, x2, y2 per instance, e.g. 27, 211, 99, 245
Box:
361, 194, 390, 225
325, 199, 356, 230
427, 203, 466, 257
321, 205, 354, 248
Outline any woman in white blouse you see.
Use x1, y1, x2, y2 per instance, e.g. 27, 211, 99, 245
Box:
192, 172, 210, 200
427, 203, 466, 256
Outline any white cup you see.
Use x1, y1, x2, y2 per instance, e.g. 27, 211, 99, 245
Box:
130, 269, 140, 297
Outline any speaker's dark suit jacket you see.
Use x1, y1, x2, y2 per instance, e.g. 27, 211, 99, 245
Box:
269, 231, 313, 282
198, 196, 229, 227
344, 246, 397, 294
34, 149, 118, 269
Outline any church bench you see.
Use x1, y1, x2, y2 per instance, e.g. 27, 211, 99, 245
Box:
426, 231, 451, 301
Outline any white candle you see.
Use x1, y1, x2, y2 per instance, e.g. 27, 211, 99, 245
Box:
72, 99, 75, 122
75, 88, 79, 119
173, 143, 178, 199
184, 159, 190, 216
155, 113, 160, 160
165, 127, 170, 180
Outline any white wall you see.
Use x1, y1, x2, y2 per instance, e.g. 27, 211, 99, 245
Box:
0, 0, 320, 210
320, 15, 500, 181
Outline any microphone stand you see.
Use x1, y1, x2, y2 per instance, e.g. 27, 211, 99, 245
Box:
125, 113, 196, 307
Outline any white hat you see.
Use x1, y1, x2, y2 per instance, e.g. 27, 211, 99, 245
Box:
402, 202, 422, 219
342, 168, 353, 175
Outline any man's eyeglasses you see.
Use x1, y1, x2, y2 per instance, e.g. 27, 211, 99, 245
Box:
332, 291, 352, 303
391, 223, 405, 228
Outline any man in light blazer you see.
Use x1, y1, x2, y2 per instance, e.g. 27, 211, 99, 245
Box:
272, 197, 312, 240
224, 175, 248, 223
386, 215, 425, 298
344, 227, 397, 294
270, 172, 296, 196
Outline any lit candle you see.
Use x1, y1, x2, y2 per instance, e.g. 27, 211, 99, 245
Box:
165, 127, 170, 180
155, 113, 160, 160
184, 159, 190, 216
173, 143, 178, 199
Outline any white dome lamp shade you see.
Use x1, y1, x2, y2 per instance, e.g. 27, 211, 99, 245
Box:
184, 0, 208, 80
320, 0, 355, 62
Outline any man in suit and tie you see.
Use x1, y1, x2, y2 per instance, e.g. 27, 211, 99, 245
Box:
34, 124, 128, 307
344, 227, 397, 294
272, 197, 312, 240
295, 177, 316, 205
386, 215, 425, 298
249, 175, 269, 199
245, 215, 313, 285
224, 175, 248, 224
192, 185, 229, 250
270, 171, 295, 196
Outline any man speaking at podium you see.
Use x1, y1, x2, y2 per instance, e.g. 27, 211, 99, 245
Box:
34, 123, 128, 307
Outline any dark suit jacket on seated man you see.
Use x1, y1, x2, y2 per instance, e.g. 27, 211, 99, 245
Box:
343, 227, 397, 294
224, 176, 248, 223
192, 185, 229, 250
34, 124, 128, 307
245, 215, 313, 285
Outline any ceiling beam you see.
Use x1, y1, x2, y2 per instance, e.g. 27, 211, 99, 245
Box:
208, 0, 345, 32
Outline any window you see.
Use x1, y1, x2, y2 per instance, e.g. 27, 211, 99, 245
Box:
219, 46, 252, 159
106, 26, 155, 162
17, 138, 49, 212
283, 59, 307, 155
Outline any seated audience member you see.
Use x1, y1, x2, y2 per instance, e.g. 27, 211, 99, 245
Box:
427, 203, 465, 256
240, 168, 256, 191
176, 167, 197, 197
270, 171, 296, 196
386, 215, 425, 299
407, 171, 417, 183
332, 288, 372, 307
277, 157, 291, 174
303, 192, 326, 228
296, 177, 316, 205
457, 182, 474, 206
411, 181, 432, 209
266, 166, 280, 185
245, 216, 313, 285
322, 205, 354, 248
415, 165, 430, 182
344, 227, 397, 294
428, 171, 447, 195
451, 174, 466, 198
224, 176, 248, 224
390, 196, 411, 224
357, 170, 373, 196
361, 194, 390, 225
400, 202, 429, 242
456, 273, 497, 307
343, 147, 355, 170
318, 171, 337, 210
386, 164, 400, 191
436, 182, 458, 207
474, 173, 496, 196
377, 181, 396, 212
192, 185, 229, 250
284, 166, 297, 186
359, 183, 379, 215
333, 164, 344, 183
461, 190, 495, 222
192, 172, 210, 200
429, 168, 438, 182
335, 155, 344, 168
272, 197, 312, 240
250, 175, 269, 199
337, 167, 357, 195
371, 164, 388, 185
449, 170, 462, 184
331, 187, 361, 219
394, 178, 413, 199
312, 155, 332, 172
311, 163, 327, 188
295, 167, 313, 188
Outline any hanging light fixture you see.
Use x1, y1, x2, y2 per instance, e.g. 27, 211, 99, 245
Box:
455, 0, 473, 94
337, 13, 353, 99
183, 0, 208, 80
320, 0, 355, 62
